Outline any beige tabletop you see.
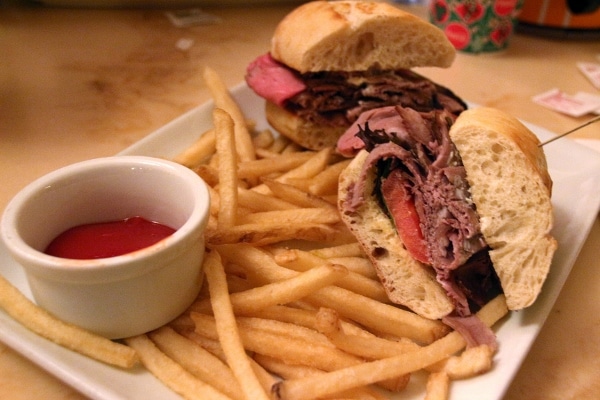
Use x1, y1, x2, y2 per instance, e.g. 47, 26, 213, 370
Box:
1, 2, 599, 399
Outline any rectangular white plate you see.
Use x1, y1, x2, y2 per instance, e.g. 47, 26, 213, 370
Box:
1, 84, 599, 400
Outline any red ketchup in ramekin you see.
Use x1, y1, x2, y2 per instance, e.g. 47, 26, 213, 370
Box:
45, 216, 176, 260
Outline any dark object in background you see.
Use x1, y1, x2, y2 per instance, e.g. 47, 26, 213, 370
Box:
518, 0, 600, 39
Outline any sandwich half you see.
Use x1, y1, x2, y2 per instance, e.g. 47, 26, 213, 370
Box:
337, 106, 557, 324
246, 0, 465, 150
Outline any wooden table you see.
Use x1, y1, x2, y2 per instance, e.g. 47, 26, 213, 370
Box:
1, 2, 599, 399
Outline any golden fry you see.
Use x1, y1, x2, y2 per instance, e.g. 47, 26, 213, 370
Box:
309, 242, 365, 258
191, 264, 348, 315
309, 158, 352, 196
204, 250, 270, 400
262, 179, 337, 209
237, 152, 315, 180
315, 307, 421, 360
254, 355, 389, 400
438, 344, 495, 380
252, 129, 275, 150
272, 248, 387, 302
207, 221, 338, 246
173, 129, 216, 168
203, 66, 255, 162
425, 371, 450, 400
237, 187, 298, 212
238, 208, 340, 226
214, 108, 239, 229
0, 275, 138, 369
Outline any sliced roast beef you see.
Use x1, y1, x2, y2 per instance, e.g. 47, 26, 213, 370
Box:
288, 69, 467, 127
245, 53, 307, 106
337, 105, 501, 318
245, 53, 467, 128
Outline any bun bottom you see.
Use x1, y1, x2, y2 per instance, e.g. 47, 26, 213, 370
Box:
265, 101, 346, 150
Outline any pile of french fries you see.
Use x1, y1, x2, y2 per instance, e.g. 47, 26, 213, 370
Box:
0, 67, 510, 400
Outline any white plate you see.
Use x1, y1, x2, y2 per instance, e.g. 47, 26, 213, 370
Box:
1, 83, 599, 400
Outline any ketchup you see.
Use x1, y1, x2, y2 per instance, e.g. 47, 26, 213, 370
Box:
45, 216, 176, 260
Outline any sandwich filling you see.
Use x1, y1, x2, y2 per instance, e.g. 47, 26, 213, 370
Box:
337, 106, 503, 335
246, 53, 466, 128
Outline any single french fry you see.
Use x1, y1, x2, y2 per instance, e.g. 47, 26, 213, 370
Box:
237, 187, 298, 211
238, 208, 340, 226
216, 243, 297, 284
305, 284, 448, 344
308, 158, 352, 195
254, 354, 324, 379
272, 248, 387, 302
0, 275, 138, 369
237, 152, 315, 180
267, 134, 292, 153
125, 334, 232, 400
249, 304, 375, 339
182, 331, 227, 362
204, 250, 270, 400
262, 179, 337, 209
439, 344, 495, 380
214, 108, 239, 229
252, 129, 275, 150
207, 221, 338, 246
250, 357, 280, 395
173, 129, 216, 168
149, 327, 245, 400
425, 371, 450, 400
271, 296, 509, 400
203, 66, 255, 162
190, 264, 348, 315
239, 316, 333, 347
193, 164, 220, 187
254, 355, 388, 400
327, 256, 378, 279
315, 307, 421, 360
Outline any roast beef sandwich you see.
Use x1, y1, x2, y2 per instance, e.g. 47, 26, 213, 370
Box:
337, 105, 557, 343
245, 0, 466, 150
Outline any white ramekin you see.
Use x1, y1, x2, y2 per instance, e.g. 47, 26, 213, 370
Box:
1, 156, 210, 339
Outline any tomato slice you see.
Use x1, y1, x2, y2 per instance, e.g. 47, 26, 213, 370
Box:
381, 170, 430, 264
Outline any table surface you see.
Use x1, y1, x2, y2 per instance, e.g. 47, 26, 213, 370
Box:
1, 2, 599, 399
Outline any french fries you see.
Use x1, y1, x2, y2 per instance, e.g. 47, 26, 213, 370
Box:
125, 334, 231, 400
0, 68, 513, 400
170, 74, 510, 399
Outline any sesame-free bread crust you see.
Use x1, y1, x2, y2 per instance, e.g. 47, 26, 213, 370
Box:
449, 107, 556, 310
271, 1, 456, 73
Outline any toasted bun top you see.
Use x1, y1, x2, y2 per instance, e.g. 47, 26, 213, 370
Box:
271, 1, 456, 73
449, 107, 557, 310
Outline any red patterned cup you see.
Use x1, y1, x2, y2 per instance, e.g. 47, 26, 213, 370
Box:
429, 0, 524, 53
